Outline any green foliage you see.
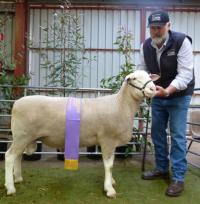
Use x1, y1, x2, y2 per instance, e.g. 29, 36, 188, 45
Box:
100, 26, 152, 154
0, 15, 30, 113
40, 0, 87, 88
0, 73, 30, 99
100, 27, 135, 93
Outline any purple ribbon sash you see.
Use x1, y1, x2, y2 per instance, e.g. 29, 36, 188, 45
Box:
65, 97, 81, 170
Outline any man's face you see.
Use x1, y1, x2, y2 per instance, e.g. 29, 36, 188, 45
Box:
149, 23, 170, 46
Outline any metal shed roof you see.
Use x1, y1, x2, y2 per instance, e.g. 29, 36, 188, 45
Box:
28, 0, 200, 6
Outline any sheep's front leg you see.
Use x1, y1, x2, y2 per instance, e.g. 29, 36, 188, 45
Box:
102, 153, 116, 198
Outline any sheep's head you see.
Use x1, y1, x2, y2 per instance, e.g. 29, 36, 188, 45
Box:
125, 70, 158, 99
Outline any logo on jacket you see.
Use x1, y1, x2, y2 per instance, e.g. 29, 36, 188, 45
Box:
167, 49, 176, 56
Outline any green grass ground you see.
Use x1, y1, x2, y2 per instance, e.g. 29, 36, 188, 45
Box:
0, 162, 200, 204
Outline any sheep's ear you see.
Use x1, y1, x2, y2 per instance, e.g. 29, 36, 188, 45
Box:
149, 74, 160, 81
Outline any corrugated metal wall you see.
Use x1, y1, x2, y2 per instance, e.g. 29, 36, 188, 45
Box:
28, 8, 141, 87
169, 11, 200, 89
29, 7, 200, 89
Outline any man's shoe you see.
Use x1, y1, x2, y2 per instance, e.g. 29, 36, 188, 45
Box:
165, 180, 184, 197
142, 170, 169, 180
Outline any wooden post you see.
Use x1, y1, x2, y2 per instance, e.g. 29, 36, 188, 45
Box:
140, 8, 146, 44
14, 0, 27, 77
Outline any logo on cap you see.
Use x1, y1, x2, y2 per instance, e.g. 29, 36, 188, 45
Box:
148, 11, 169, 27
151, 14, 161, 22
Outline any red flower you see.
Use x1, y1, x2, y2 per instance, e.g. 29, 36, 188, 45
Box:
0, 33, 4, 41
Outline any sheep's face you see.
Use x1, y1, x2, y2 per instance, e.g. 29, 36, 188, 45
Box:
125, 70, 157, 99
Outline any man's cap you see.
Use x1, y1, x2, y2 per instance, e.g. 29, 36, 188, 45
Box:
148, 11, 169, 27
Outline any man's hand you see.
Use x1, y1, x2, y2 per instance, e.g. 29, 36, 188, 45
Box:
155, 86, 169, 97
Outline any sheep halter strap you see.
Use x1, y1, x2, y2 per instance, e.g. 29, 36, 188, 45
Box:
128, 79, 152, 97
65, 97, 81, 170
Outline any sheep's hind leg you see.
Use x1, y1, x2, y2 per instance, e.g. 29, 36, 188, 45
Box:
101, 145, 116, 198
5, 146, 18, 195
14, 154, 23, 183
13, 141, 37, 183
5, 142, 26, 195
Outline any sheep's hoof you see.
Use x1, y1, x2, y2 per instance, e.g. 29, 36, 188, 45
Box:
14, 176, 23, 183
5, 186, 16, 196
106, 188, 116, 198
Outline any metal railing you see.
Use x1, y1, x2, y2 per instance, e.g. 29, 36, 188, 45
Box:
186, 88, 200, 168
1, 85, 200, 167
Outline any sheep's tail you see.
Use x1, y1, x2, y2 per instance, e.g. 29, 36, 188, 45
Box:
24, 141, 37, 155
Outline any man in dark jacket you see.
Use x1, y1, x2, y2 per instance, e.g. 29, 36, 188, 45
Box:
138, 10, 194, 197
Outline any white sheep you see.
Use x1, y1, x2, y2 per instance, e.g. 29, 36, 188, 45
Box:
5, 70, 157, 198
